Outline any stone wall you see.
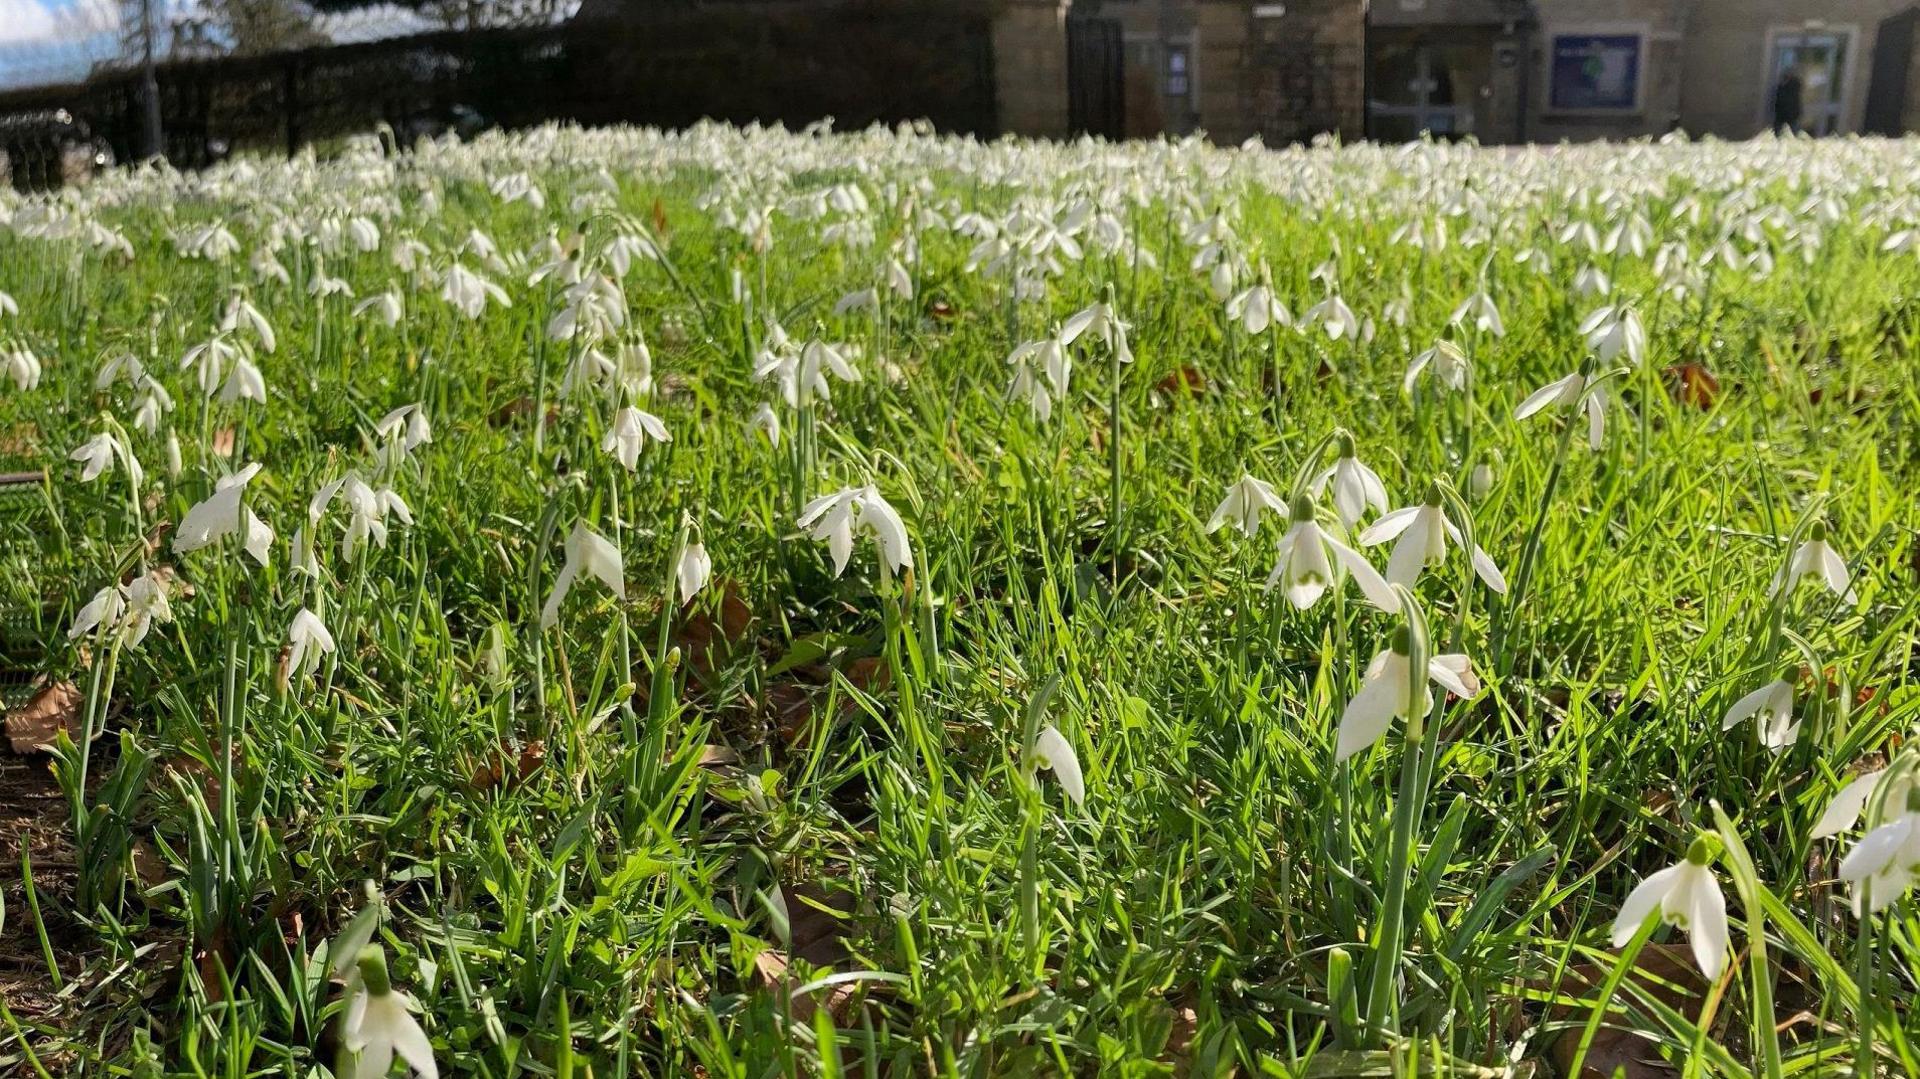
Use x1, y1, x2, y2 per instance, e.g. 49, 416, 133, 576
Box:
1193, 0, 1365, 146
994, 0, 1073, 137
1678, 0, 1915, 138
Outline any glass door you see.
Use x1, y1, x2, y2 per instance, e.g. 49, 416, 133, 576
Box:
1768, 32, 1849, 135
1369, 42, 1462, 141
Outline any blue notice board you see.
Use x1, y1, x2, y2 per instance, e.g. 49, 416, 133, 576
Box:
1550, 33, 1642, 110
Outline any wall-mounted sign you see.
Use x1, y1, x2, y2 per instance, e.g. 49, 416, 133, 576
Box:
1549, 32, 1642, 111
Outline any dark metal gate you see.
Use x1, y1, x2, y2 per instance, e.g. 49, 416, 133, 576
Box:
1865, 7, 1918, 136
1066, 14, 1125, 139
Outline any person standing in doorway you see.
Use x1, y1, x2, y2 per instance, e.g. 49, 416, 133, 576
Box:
1772, 67, 1804, 133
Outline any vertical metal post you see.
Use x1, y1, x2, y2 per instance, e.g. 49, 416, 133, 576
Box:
137, 0, 165, 160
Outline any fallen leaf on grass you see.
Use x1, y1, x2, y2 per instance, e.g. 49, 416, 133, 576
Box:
6, 680, 83, 754
1547, 943, 1704, 1078
1663, 363, 1720, 409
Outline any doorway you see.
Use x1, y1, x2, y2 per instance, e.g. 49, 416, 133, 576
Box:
1368, 40, 1481, 141
1765, 29, 1853, 135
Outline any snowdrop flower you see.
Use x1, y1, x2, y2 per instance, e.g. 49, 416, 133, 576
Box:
601, 406, 671, 470
1358, 485, 1506, 593
1572, 263, 1611, 298
1030, 724, 1084, 806
540, 521, 625, 629
1610, 837, 1730, 979
1514, 370, 1610, 451
886, 256, 912, 299
1225, 271, 1292, 334
94, 351, 145, 391
133, 377, 173, 435
1449, 289, 1504, 337
1311, 437, 1390, 529
308, 267, 355, 300
1721, 675, 1800, 751
1838, 815, 1920, 915
1335, 627, 1479, 762
285, 608, 336, 685
165, 430, 182, 479
70, 430, 140, 486
1006, 336, 1069, 421
1812, 768, 1910, 840
121, 572, 173, 647
69, 585, 127, 642
1304, 291, 1360, 340
1579, 304, 1647, 366
797, 484, 912, 578
339, 946, 438, 1079
676, 542, 711, 606
5, 342, 42, 391
0, 291, 14, 318
1007, 352, 1055, 422
440, 262, 510, 319
560, 346, 618, 398
834, 287, 879, 316
219, 293, 277, 353
1770, 521, 1852, 601
750, 401, 781, 446
1063, 297, 1130, 359
1266, 496, 1397, 611
180, 335, 239, 397
1404, 339, 1469, 395
616, 336, 655, 399
319, 475, 412, 563
755, 338, 860, 407
1206, 473, 1285, 538
219, 355, 267, 404
353, 289, 404, 328
174, 462, 274, 566
374, 404, 432, 453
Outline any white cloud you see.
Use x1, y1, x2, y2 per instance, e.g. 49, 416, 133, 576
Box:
0, 0, 61, 45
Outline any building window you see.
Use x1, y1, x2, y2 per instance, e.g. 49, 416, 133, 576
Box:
1166, 46, 1190, 99
1548, 31, 1644, 111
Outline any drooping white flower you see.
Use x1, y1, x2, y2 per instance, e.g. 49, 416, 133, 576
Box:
219, 293, 277, 354
1515, 371, 1610, 451
285, 608, 336, 684
540, 521, 625, 629
1311, 443, 1390, 529
1610, 847, 1730, 978
69, 585, 127, 642
173, 462, 273, 566
374, 404, 432, 453
94, 351, 145, 391
1579, 304, 1647, 366
601, 406, 670, 470
180, 335, 239, 397
754, 337, 861, 407
1335, 634, 1479, 762
1303, 291, 1360, 340
1225, 279, 1291, 335
1770, 522, 1852, 602
1205, 473, 1286, 538
1449, 290, 1504, 337
797, 484, 912, 578
1721, 676, 1800, 751
1358, 490, 1506, 593
1812, 769, 1903, 840
1404, 339, 1469, 395
440, 262, 510, 319
1030, 724, 1084, 806
133, 377, 174, 435
70, 430, 140, 486
5, 343, 42, 391
121, 572, 173, 648
219, 355, 267, 404
1062, 298, 1130, 360
1266, 498, 1397, 611
340, 947, 438, 1079
750, 401, 781, 447
676, 542, 711, 606
1837, 810, 1920, 915
353, 289, 404, 328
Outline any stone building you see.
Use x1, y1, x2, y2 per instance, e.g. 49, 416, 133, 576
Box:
994, 0, 1920, 143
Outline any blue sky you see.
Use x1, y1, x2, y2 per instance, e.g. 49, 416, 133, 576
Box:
0, 0, 124, 89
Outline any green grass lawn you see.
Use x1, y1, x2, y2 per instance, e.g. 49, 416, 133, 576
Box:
0, 125, 1917, 1077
